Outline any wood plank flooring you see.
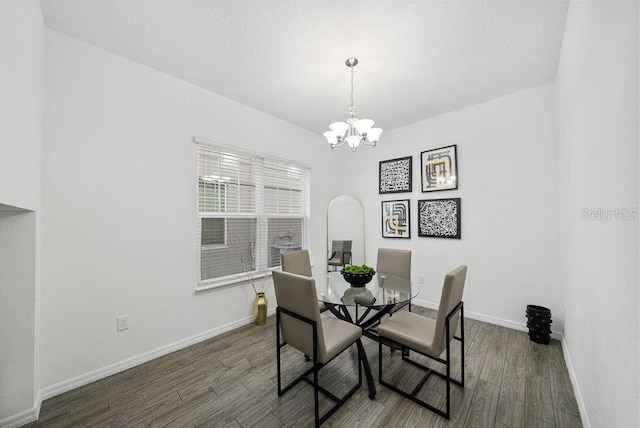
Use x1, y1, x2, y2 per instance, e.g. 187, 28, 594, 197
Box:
27, 306, 582, 427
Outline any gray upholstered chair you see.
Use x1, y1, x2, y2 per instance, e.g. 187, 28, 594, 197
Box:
327, 240, 352, 271
281, 249, 327, 313
376, 248, 412, 312
281, 249, 313, 277
377, 265, 468, 420
376, 248, 411, 280
273, 270, 363, 427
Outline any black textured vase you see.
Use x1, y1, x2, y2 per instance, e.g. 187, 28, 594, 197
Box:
526, 305, 552, 344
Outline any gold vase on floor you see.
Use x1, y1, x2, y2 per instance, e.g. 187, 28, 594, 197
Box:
253, 292, 267, 326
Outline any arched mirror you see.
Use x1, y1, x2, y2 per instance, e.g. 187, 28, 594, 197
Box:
327, 195, 365, 270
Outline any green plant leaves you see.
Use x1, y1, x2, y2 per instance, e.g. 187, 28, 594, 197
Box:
342, 264, 374, 274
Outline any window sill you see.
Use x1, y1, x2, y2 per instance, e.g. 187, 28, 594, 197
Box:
196, 269, 275, 293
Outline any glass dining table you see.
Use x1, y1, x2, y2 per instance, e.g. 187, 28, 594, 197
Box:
314, 271, 418, 398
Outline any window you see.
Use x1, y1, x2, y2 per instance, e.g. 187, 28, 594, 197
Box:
196, 139, 310, 289
199, 182, 227, 247
200, 218, 226, 246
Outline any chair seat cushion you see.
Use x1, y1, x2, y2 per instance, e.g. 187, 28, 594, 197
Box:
377, 311, 440, 357
320, 313, 362, 364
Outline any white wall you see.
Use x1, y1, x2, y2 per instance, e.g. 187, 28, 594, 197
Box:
556, 1, 639, 426
0, 211, 37, 422
347, 84, 561, 331
40, 29, 338, 392
0, 0, 43, 424
0, 0, 43, 211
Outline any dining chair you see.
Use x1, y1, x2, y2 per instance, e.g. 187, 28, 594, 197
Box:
377, 265, 468, 420
327, 240, 352, 271
273, 270, 363, 427
281, 249, 327, 313
281, 249, 313, 276
376, 248, 411, 280
376, 248, 412, 312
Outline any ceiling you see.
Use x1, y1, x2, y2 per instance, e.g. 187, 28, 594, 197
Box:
40, 0, 569, 135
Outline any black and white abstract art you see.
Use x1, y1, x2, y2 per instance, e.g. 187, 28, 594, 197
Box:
418, 198, 461, 239
379, 156, 412, 194
420, 145, 458, 192
381, 199, 411, 238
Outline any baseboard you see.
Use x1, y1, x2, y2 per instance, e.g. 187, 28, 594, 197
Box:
411, 298, 562, 340
39, 308, 276, 401
0, 407, 38, 428
560, 335, 591, 428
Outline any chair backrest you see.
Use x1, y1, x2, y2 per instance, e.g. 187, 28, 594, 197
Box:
432, 265, 468, 354
333, 240, 352, 253
376, 248, 411, 280
273, 270, 326, 359
328, 240, 352, 265
281, 249, 312, 277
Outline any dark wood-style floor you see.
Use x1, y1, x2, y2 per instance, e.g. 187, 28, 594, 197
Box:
27, 306, 582, 427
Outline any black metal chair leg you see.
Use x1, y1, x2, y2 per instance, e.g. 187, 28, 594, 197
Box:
377, 302, 465, 420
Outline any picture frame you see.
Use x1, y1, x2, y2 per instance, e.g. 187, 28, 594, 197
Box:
381, 199, 411, 238
420, 145, 458, 192
418, 198, 461, 239
379, 156, 412, 194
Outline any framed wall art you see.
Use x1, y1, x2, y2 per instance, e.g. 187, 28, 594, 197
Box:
418, 198, 461, 239
420, 145, 458, 192
379, 156, 412, 194
381, 199, 411, 238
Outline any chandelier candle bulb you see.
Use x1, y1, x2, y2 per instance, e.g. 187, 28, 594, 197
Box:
324, 57, 383, 152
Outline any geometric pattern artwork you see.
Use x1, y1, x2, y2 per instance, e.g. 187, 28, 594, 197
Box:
379, 156, 412, 194
420, 145, 458, 192
418, 198, 461, 239
381, 200, 411, 238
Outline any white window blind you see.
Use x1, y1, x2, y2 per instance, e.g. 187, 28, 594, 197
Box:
196, 139, 310, 289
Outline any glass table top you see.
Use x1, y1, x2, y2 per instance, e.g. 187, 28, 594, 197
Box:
315, 271, 417, 307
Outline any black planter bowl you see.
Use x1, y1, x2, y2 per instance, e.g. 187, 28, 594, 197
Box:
340, 270, 375, 287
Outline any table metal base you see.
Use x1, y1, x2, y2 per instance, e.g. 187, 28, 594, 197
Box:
323, 302, 399, 399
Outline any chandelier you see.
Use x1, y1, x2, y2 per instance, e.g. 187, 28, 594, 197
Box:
324, 57, 383, 152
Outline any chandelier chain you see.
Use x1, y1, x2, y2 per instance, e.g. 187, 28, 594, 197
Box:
350, 64, 356, 115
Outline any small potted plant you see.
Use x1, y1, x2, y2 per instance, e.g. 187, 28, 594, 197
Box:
341, 264, 376, 287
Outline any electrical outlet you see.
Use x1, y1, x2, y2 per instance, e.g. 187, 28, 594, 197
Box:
418, 275, 425, 285
117, 315, 129, 331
